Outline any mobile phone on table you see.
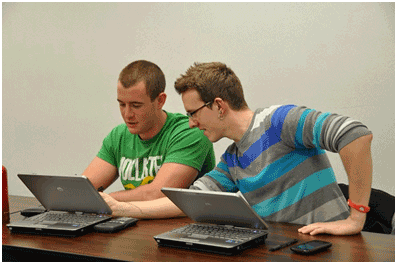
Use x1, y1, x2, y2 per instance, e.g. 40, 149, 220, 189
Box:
265, 234, 298, 251
94, 217, 138, 233
290, 240, 332, 254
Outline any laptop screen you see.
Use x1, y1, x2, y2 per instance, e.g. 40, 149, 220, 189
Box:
161, 187, 268, 230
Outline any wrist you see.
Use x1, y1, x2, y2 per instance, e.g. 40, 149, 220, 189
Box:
121, 202, 146, 218
349, 207, 367, 227
348, 199, 370, 213
112, 201, 132, 217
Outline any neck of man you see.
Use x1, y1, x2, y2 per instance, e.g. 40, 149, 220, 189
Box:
139, 110, 168, 141
225, 108, 255, 143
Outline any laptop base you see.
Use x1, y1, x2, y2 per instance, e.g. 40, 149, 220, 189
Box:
155, 234, 267, 255
8, 225, 95, 237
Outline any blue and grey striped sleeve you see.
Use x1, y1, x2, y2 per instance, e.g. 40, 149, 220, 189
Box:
189, 152, 238, 192
281, 106, 372, 153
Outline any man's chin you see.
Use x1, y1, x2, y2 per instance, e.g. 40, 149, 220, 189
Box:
210, 137, 222, 143
203, 130, 221, 143
127, 127, 140, 135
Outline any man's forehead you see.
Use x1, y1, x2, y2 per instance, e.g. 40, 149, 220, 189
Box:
117, 81, 150, 102
182, 89, 202, 102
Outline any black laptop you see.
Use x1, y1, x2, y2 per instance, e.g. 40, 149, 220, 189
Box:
7, 174, 112, 236
153, 188, 268, 255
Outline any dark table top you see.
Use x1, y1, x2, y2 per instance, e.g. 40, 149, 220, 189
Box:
3, 195, 395, 262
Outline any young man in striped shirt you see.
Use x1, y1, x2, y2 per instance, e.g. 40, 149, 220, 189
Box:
100, 62, 373, 236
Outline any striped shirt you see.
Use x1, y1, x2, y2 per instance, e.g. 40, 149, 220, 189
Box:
190, 105, 372, 225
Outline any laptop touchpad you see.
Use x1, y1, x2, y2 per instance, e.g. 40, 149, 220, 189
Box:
41, 221, 59, 225
41, 221, 79, 228
189, 234, 209, 239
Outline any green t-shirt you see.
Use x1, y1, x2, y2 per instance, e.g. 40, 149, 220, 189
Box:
97, 111, 215, 190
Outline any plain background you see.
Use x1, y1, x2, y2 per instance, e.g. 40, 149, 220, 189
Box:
2, 2, 395, 197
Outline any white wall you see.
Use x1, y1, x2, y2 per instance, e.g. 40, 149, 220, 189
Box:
3, 2, 394, 197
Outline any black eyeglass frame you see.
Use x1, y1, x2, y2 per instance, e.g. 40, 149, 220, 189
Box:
186, 101, 212, 118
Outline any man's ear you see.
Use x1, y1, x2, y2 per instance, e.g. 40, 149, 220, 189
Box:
156, 92, 167, 109
214, 97, 228, 114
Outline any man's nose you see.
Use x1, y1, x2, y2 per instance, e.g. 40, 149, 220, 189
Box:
124, 106, 135, 119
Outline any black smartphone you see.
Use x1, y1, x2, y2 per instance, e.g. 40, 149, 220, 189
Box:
290, 240, 332, 254
265, 234, 298, 251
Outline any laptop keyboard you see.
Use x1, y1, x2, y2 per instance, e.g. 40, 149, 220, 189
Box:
27, 212, 109, 226
172, 223, 266, 241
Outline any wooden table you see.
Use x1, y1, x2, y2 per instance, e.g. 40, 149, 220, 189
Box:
2, 195, 395, 262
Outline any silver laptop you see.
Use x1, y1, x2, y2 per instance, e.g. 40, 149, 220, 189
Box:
7, 174, 112, 236
154, 188, 268, 255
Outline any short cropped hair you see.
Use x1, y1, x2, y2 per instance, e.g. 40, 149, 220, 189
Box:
174, 62, 248, 110
118, 60, 166, 101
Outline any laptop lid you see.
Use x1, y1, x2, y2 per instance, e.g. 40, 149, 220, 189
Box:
17, 174, 112, 215
161, 187, 268, 230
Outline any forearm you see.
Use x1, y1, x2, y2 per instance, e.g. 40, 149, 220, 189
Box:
339, 134, 373, 224
110, 184, 165, 202
83, 157, 118, 190
110, 163, 199, 202
112, 197, 185, 219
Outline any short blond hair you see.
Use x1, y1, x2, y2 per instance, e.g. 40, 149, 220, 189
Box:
174, 62, 248, 110
119, 60, 166, 101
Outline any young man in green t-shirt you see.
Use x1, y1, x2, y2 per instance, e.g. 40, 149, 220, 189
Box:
83, 60, 215, 202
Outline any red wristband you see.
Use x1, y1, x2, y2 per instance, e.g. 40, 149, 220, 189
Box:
347, 199, 370, 213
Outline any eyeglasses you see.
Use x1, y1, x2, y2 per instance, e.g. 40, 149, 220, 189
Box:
186, 102, 211, 118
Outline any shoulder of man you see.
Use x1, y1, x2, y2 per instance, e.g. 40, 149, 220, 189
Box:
162, 111, 213, 150
163, 111, 201, 135
252, 105, 299, 126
